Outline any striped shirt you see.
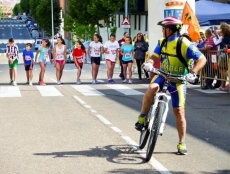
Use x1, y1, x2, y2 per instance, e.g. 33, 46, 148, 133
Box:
5, 44, 19, 59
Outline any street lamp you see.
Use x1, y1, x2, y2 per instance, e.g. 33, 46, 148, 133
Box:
51, 0, 54, 48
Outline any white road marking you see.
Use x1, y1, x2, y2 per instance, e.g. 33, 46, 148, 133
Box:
90, 110, 97, 113
73, 96, 172, 174
121, 136, 172, 174
106, 84, 143, 95
36, 86, 63, 97
194, 89, 227, 94
140, 84, 149, 88
83, 105, 91, 108
0, 86, 21, 97
95, 114, 112, 125
73, 96, 86, 104
71, 85, 104, 96
111, 126, 122, 133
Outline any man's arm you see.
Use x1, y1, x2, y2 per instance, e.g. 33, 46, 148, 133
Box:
191, 55, 206, 74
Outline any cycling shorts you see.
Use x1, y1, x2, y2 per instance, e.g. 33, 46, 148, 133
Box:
151, 75, 186, 108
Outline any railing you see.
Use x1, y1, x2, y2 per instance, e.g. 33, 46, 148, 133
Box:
200, 50, 230, 92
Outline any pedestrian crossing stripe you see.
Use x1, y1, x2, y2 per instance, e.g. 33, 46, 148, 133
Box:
0, 86, 21, 97
36, 86, 63, 97
0, 24, 26, 27
106, 84, 144, 95
71, 85, 105, 96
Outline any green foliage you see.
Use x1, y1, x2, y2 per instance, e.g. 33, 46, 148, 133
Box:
35, 0, 61, 36
12, 3, 22, 16
20, 0, 30, 14
64, 15, 96, 41
65, 0, 124, 40
0, 6, 2, 18
29, 0, 40, 19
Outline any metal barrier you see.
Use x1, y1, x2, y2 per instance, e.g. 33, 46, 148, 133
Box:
200, 50, 230, 92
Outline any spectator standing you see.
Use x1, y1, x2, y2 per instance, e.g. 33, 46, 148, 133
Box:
134, 33, 149, 80
216, 23, 230, 91
199, 29, 220, 90
118, 32, 129, 80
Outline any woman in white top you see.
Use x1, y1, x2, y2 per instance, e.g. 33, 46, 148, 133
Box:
88, 34, 103, 84
53, 37, 67, 85
104, 34, 119, 83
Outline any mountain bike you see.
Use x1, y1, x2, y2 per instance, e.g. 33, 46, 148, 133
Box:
139, 69, 186, 161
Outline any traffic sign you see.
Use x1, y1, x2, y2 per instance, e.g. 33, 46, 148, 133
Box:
121, 17, 131, 28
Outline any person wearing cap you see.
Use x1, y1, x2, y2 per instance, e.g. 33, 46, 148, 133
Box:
118, 32, 129, 80
135, 16, 207, 155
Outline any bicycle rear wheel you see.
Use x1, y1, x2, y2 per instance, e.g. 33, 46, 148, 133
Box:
146, 101, 165, 161
139, 106, 153, 149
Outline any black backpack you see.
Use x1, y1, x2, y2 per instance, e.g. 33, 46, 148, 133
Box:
160, 35, 189, 72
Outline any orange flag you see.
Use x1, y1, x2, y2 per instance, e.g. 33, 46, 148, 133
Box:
181, 1, 201, 42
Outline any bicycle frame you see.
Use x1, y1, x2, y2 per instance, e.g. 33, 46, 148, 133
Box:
147, 92, 171, 135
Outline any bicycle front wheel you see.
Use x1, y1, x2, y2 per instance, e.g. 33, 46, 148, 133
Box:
139, 105, 153, 149
146, 101, 165, 161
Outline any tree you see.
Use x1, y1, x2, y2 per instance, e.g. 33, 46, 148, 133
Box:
29, 0, 40, 19
12, 3, 22, 16
65, 0, 125, 38
36, 0, 61, 36
64, 15, 96, 41
0, 6, 2, 19
20, 0, 30, 14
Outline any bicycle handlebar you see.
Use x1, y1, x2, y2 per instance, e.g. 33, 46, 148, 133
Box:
149, 68, 187, 82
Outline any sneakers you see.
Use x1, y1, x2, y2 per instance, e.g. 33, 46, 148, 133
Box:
57, 81, 61, 85
25, 81, 29, 85
29, 81, 33, 86
92, 80, 100, 84
135, 116, 147, 131
128, 80, 132, 84
12, 81, 17, 86
9, 80, 13, 85
77, 80, 81, 85
215, 86, 229, 91
123, 79, 128, 83
177, 143, 187, 155
107, 79, 115, 84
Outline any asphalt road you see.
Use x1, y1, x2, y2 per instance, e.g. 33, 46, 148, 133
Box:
0, 18, 229, 174
0, 19, 31, 40
0, 62, 229, 174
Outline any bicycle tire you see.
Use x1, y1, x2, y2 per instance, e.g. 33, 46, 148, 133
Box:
139, 106, 153, 149
146, 101, 165, 161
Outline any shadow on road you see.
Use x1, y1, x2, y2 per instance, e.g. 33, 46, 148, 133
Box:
33, 144, 146, 165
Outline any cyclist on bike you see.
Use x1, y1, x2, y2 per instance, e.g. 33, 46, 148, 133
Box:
135, 16, 207, 155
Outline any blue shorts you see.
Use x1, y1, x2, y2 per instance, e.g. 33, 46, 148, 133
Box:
151, 75, 187, 108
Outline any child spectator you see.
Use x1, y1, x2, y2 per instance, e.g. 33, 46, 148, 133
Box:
72, 41, 86, 84
22, 43, 34, 85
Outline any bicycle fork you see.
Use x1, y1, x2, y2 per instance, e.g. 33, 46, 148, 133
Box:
148, 93, 171, 135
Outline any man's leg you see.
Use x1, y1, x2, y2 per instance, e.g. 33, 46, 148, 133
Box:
170, 83, 187, 155
135, 82, 159, 130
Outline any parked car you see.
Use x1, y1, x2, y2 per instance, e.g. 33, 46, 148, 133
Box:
11, 16, 17, 20
66, 48, 74, 63
29, 26, 38, 33
34, 39, 42, 50
31, 30, 39, 39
